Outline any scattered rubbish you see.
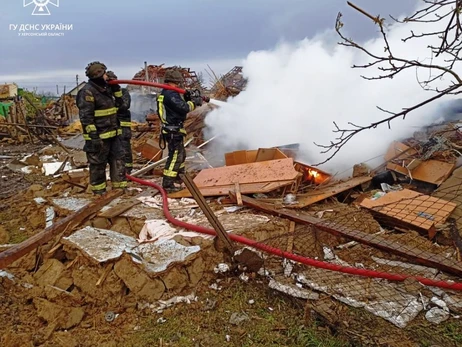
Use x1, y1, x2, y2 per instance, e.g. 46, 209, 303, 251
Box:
371, 191, 386, 200
239, 273, 249, 282
0, 270, 14, 280
283, 259, 294, 277
3, 89, 462, 343
214, 263, 230, 274
283, 194, 297, 205
52, 197, 92, 212
34, 197, 46, 204
224, 206, 244, 213
315, 209, 334, 219
297, 270, 424, 328
105, 311, 116, 322
209, 283, 222, 291
268, 279, 319, 300
157, 317, 167, 324
203, 298, 217, 311
45, 207, 55, 228
137, 240, 201, 273
425, 307, 450, 324
380, 183, 402, 192
323, 246, 335, 261
152, 293, 197, 312
62, 226, 138, 263
229, 312, 250, 325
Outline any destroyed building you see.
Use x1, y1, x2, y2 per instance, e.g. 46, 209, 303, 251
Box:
210, 66, 247, 100
1, 73, 462, 346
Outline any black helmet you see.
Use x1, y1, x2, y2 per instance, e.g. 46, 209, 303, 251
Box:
164, 69, 183, 84
106, 71, 118, 80
85, 61, 107, 79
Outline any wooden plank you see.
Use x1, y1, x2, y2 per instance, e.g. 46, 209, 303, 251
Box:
193, 158, 298, 187
180, 173, 235, 254
246, 150, 258, 163
387, 160, 455, 186
0, 190, 123, 269
360, 189, 457, 231
231, 193, 462, 277
234, 182, 243, 206
386, 162, 409, 176
224, 152, 236, 166
224, 150, 259, 166
410, 160, 455, 185
97, 198, 142, 219
255, 148, 288, 162
287, 176, 372, 208
96, 263, 114, 287
234, 150, 251, 165
384, 141, 417, 162
140, 138, 162, 161
168, 180, 294, 198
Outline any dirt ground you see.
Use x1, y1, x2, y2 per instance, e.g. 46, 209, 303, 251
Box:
1, 143, 462, 347
2, 270, 461, 347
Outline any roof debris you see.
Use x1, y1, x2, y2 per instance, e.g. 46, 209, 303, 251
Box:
2, 65, 462, 345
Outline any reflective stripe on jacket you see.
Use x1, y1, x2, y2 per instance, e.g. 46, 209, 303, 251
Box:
77, 81, 120, 140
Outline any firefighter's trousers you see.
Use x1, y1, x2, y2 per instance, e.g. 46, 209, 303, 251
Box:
85, 135, 127, 193
162, 131, 186, 187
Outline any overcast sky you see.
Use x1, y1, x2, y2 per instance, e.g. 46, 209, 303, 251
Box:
0, 0, 418, 94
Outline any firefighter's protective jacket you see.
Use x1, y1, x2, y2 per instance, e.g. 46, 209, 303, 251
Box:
117, 88, 132, 127
77, 81, 120, 140
157, 89, 195, 128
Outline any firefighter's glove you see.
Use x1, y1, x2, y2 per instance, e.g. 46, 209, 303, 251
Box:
193, 96, 203, 107
84, 134, 102, 153
110, 83, 121, 93
184, 90, 192, 102
115, 97, 123, 108
202, 96, 210, 103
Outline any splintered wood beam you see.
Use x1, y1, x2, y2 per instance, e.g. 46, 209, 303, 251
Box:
0, 190, 123, 269
230, 193, 462, 278
180, 173, 235, 255
234, 182, 243, 206
97, 198, 141, 219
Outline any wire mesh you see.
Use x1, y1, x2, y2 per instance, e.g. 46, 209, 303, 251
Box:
236, 163, 462, 328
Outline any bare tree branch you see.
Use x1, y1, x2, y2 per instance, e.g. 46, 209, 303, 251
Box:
315, 1, 462, 165
314, 84, 460, 165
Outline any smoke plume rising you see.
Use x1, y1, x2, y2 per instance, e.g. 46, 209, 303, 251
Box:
204, 3, 458, 176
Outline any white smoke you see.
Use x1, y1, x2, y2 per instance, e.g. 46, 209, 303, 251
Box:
204, 3, 459, 176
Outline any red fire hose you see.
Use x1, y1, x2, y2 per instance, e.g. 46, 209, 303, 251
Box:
109, 79, 186, 94
126, 174, 462, 291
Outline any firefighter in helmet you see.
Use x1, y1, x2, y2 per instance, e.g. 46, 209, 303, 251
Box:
106, 71, 133, 173
76, 61, 127, 194
157, 69, 206, 192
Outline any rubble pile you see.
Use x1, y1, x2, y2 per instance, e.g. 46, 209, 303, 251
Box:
3, 75, 462, 345
131, 64, 204, 91
42, 95, 79, 125
0, 95, 79, 146
210, 66, 247, 100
